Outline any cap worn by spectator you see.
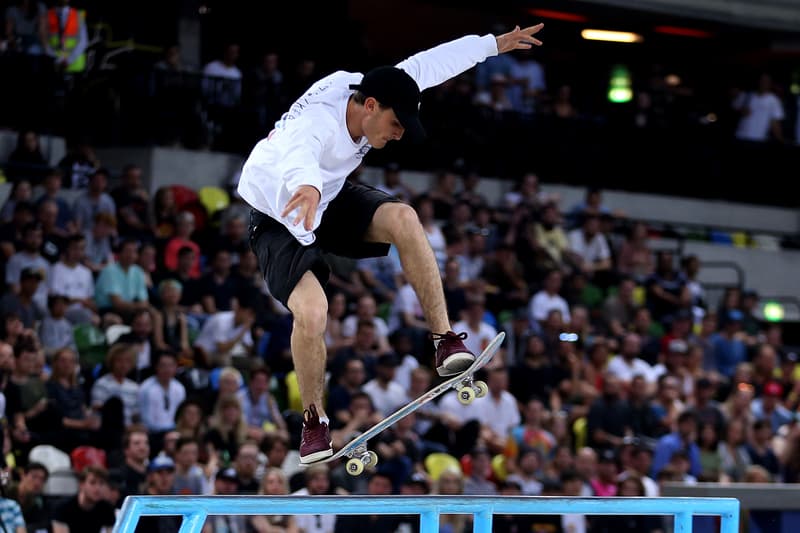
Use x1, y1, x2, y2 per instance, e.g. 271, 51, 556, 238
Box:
20, 267, 43, 281
404, 472, 430, 492
668, 339, 688, 354
377, 353, 400, 368
216, 467, 238, 483
727, 309, 744, 323
147, 455, 175, 474
764, 381, 783, 397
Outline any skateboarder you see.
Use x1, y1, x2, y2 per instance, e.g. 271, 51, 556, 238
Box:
238, 24, 544, 464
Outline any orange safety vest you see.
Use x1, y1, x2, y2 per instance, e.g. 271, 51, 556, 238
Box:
47, 7, 86, 72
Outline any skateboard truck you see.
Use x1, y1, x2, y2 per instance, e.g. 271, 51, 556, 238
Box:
345, 446, 379, 476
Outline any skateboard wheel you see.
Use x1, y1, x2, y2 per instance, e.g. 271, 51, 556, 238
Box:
457, 387, 476, 405
473, 380, 488, 398
346, 458, 364, 476
364, 451, 379, 467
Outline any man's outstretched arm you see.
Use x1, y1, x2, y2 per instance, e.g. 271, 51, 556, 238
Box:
396, 24, 543, 92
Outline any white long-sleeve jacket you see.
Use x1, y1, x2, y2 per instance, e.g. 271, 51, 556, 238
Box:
237, 34, 498, 245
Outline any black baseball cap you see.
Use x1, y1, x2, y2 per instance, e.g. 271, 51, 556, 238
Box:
350, 66, 425, 142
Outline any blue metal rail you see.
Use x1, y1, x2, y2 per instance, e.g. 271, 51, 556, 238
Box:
113, 495, 740, 533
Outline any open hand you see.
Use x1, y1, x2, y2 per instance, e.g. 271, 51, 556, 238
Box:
496, 24, 544, 53
281, 185, 321, 231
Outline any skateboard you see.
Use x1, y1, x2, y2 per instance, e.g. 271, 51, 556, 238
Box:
306, 332, 505, 476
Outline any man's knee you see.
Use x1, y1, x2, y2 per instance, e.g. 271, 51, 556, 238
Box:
377, 203, 420, 242
290, 297, 328, 337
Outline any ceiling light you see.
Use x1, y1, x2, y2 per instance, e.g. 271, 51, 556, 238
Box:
581, 29, 643, 43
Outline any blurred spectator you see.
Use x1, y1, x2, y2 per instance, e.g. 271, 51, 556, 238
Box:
233, 441, 261, 494
427, 170, 459, 221
52, 466, 115, 533
645, 250, 689, 323
292, 463, 335, 532
567, 187, 612, 230
94, 239, 150, 320
442, 257, 468, 322
134, 457, 183, 532
249, 467, 298, 532
481, 243, 529, 315
83, 212, 116, 274
591, 449, 619, 496
57, 140, 98, 190
90, 343, 140, 426
138, 350, 186, 437
5, 461, 48, 531
0, 266, 46, 329
651, 410, 701, 478
463, 446, 497, 495
710, 310, 748, 380
341, 294, 390, 352
732, 73, 784, 142
453, 294, 497, 357
529, 269, 570, 326
412, 195, 446, 270
164, 211, 201, 279
586, 374, 632, 450
333, 472, 398, 531
73, 168, 116, 234
590, 476, 662, 532
172, 436, 206, 495
616, 221, 655, 282
151, 279, 192, 361
174, 399, 207, 442
751, 380, 794, 433
607, 332, 655, 388
151, 186, 178, 240
46, 346, 99, 450
205, 394, 247, 461
747, 419, 780, 479
376, 162, 415, 203
506, 445, 543, 495
355, 247, 403, 306
5, 130, 48, 183
111, 164, 151, 241
237, 364, 287, 442
5, 222, 49, 309
193, 293, 255, 367
362, 353, 405, 417
567, 212, 613, 286
717, 417, 751, 482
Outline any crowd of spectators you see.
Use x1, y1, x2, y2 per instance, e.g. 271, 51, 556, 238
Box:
0, 131, 798, 533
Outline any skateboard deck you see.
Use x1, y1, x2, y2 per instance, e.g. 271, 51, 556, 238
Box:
305, 332, 505, 475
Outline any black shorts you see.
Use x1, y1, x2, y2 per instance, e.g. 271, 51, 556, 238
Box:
249, 181, 401, 308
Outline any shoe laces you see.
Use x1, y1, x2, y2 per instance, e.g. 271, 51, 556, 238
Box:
430, 331, 468, 342
303, 403, 320, 426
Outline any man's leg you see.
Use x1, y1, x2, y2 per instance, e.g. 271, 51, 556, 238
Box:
365, 203, 474, 375
287, 271, 329, 418
365, 203, 449, 333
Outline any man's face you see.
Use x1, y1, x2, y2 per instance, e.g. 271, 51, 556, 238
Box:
81, 474, 106, 504
22, 469, 47, 494
24, 228, 42, 251
236, 445, 259, 477
176, 443, 198, 468
156, 355, 178, 381
307, 472, 329, 495
149, 469, 175, 494
363, 99, 404, 149
368, 475, 393, 495
127, 433, 150, 462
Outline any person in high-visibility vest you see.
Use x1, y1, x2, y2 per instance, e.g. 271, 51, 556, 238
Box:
45, 0, 88, 73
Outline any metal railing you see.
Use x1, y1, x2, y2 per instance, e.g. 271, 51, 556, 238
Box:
112, 495, 740, 533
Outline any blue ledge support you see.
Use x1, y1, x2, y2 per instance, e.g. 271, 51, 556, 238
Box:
113, 495, 741, 533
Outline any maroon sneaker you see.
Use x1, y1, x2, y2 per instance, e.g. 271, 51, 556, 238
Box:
432, 331, 476, 377
299, 404, 333, 464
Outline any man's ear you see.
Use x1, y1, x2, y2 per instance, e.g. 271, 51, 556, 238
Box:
364, 96, 378, 113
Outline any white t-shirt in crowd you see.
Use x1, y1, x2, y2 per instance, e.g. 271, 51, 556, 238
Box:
529, 290, 571, 323
568, 229, 611, 265
362, 378, 407, 417
193, 311, 253, 359
49, 260, 94, 300
734, 91, 784, 141
389, 284, 424, 333
237, 34, 498, 246
606, 355, 656, 383
202, 60, 242, 80
341, 315, 390, 339
452, 320, 497, 356
473, 390, 521, 439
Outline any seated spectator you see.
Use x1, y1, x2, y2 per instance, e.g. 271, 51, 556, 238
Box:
751, 380, 794, 433
49, 234, 97, 325
83, 212, 116, 274
327, 358, 367, 429
173, 437, 207, 495
567, 211, 613, 287
163, 211, 201, 278
152, 186, 178, 240
52, 466, 116, 533
480, 243, 529, 317
644, 250, 689, 323
6, 336, 54, 452
0, 180, 33, 224
151, 279, 193, 362
329, 320, 380, 385
134, 457, 183, 532
528, 269, 571, 326
6, 130, 48, 183
37, 199, 68, 263
91, 343, 140, 427
46, 347, 100, 451
586, 374, 633, 450
39, 294, 77, 356
72, 168, 116, 234
717, 418, 752, 482
341, 294, 391, 353
510, 398, 556, 460
590, 476, 662, 533
651, 410, 702, 479
209, 212, 250, 266
0, 201, 36, 258
292, 464, 336, 531
193, 293, 255, 367
117, 308, 156, 375
110, 164, 152, 241
174, 399, 208, 442
616, 221, 655, 282
747, 419, 780, 479
606, 332, 655, 388
330, 392, 382, 450
5, 222, 50, 310
138, 351, 186, 440
507, 446, 544, 495
0, 266, 46, 329
250, 467, 298, 532
198, 249, 238, 314
94, 239, 150, 321
5, 461, 49, 532
463, 447, 497, 495
236, 364, 288, 442
453, 294, 497, 357
325, 291, 349, 357
204, 394, 248, 461
233, 441, 261, 494
35, 168, 75, 233
362, 353, 406, 417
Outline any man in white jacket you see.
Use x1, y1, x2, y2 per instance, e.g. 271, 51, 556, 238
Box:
238, 24, 544, 464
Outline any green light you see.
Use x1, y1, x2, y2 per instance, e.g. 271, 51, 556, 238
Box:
608, 65, 633, 103
763, 302, 784, 322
